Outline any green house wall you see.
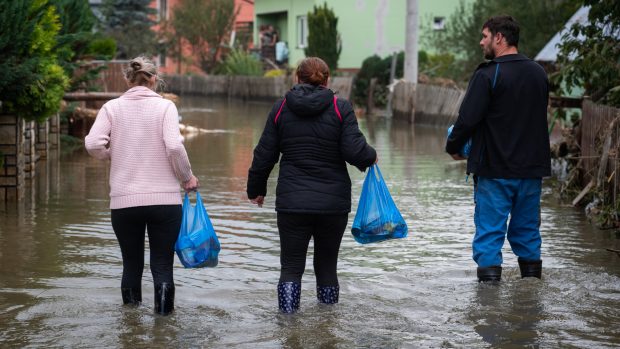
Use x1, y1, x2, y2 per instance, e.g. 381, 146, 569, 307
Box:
254, 0, 473, 69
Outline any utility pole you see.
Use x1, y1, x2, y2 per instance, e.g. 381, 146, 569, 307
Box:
404, 0, 418, 84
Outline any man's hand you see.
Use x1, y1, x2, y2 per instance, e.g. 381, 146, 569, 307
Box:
249, 195, 265, 208
182, 175, 199, 192
450, 153, 466, 161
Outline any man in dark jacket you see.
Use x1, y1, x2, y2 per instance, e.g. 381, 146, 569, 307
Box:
247, 57, 376, 313
446, 16, 551, 282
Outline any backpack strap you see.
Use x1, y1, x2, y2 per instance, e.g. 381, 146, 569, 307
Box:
273, 98, 286, 124
333, 95, 342, 122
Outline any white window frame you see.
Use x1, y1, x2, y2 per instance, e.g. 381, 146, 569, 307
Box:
297, 15, 308, 48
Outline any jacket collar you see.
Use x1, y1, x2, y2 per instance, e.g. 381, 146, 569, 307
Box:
492, 53, 530, 63
121, 86, 162, 100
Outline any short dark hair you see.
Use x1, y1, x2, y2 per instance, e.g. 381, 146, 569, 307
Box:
482, 16, 520, 47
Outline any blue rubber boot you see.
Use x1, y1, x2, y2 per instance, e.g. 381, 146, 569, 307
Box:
316, 285, 339, 304
277, 282, 301, 314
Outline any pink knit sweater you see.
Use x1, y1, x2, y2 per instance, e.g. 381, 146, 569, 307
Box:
85, 86, 193, 209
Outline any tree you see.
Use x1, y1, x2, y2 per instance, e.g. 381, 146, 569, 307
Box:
0, 0, 69, 122
305, 3, 341, 70
554, 0, 620, 106
52, 0, 116, 91
421, 0, 582, 81
101, 0, 157, 59
169, 0, 238, 73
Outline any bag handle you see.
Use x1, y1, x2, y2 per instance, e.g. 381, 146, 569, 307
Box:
370, 164, 385, 183
184, 191, 204, 208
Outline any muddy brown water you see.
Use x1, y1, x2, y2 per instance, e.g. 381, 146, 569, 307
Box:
1, 96, 619, 348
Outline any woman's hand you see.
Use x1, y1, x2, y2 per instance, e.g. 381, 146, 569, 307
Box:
182, 175, 199, 192
249, 195, 265, 208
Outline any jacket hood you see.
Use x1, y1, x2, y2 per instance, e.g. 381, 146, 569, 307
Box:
120, 86, 162, 100
285, 84, 334, 116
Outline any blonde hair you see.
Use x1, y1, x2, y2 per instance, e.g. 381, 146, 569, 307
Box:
123, 56, 163, 89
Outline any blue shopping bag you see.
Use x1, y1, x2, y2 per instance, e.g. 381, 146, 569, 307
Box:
351, 165, 408, 244
447, 125, 472, 158
175, 191, 221, 268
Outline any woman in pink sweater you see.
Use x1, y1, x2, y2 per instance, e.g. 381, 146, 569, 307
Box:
85, 56, 198, 316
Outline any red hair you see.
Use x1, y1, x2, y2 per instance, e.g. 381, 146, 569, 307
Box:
296, 57, 330, 86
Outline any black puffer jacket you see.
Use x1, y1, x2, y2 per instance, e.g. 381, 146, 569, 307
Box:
247, 84, 376, 214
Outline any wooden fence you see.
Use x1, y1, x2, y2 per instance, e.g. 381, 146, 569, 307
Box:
163, 74, 354, 101
580, 99, 620, 207
391, 81, 465, 126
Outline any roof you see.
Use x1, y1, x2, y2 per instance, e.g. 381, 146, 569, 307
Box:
534, 6, 590, 62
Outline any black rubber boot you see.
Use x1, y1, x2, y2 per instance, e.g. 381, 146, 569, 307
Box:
316, 285, 339, 304
477, 266, 502, 282
518, 258, 542, 279
121, 287, 142, 306
154, 282, 175, 316
277, 282, 301, 314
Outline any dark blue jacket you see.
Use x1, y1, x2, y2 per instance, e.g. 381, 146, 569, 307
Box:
247, 84, 376, 214
446, 53, 551, 178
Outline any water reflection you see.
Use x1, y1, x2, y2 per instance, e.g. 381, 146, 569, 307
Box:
0, 96, 619, 347
469, 281, 544, 348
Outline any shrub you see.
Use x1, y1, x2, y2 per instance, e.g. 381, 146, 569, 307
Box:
215, 49, 263, 76
305, 3, 341, 69
0, 0, 69, 122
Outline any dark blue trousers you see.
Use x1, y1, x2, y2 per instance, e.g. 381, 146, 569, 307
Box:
473, 177, 542, 267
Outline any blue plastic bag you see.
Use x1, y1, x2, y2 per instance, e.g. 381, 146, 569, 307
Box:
447, 125, 472, 158
175, 192, 221, 268
351, 165, 408, 244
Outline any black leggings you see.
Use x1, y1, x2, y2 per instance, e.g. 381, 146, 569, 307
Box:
111, 205, 182, 288
277, 212, 348, 286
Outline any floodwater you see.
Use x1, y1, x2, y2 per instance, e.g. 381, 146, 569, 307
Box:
1, 96, 619, 348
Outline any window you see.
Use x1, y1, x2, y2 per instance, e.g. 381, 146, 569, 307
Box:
159, 0, 167, 20
433, 16, 446, 30
297, 15, 308, 48
158, 48, 166, 67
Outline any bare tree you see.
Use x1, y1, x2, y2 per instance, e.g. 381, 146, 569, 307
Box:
170, 0, 239, 73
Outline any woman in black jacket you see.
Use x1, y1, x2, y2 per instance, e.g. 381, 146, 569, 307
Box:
247, 57, 377, 313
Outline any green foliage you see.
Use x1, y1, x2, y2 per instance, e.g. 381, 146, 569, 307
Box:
53, 0, 96, 62
353, 50, 460, 107
305, 3, 341, 70
87, 37, 117, 59
101, 0, 157, 59
421, 52, 459, 79
352, 52, 408, 107
214, 50, 263, 76
52, 0, 115, 91
553, 0, 620, 107
0, 0, 69, 122
421, 0, 582, 81
169, 0, 239, 73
